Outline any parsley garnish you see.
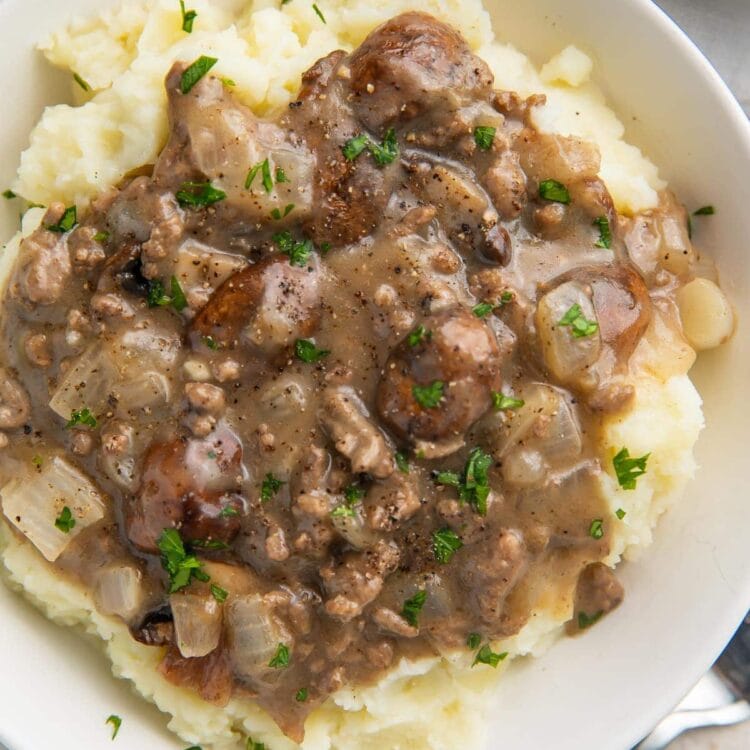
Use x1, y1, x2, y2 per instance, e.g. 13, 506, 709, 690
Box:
342, 134, 369, 161
245, 163, 262, 189
147, 276, 187, 311
312, 3, 326, 23
176, 181, 226, 208
407, 324, 430, 347
492, 392, 524, 411
179, 0, 197, 32
170, 275, 188, 311
295, 687, 308, 702
395, 451, 410, 473
210, 583, 228, 603
693, 205, 715, 216
273, 230, 313, 267
191, 539, 229, 550
401, 590, 427, 627
539, 179, 570, 204
105, 714, 122, 740
474, 126, 496, 151
180, 55, 218, 94
31, 454, 43, 469
342, 130, 399, 166
73, 73, 91, 92
331, 485, 363, 518
593, 216, 612, 248
294, 338, 330, 363
260, 473, 283, 502
54, 506, 76, 533
589, 518, 604, 539
3, 189, 16, 199
220, 77, 236, 87
275, 167, 289, 183
558, 303, 598, 338
472, 301, 495, 318
500, 291, 513, 304
203, 335, 219, 351
615, 508, 626, 520
320, 241, 331, 254
269, 643, 290, 668
247, 741, 265, 750
577, 610, 603, 629
261, 159, 274, 193
157, 528, 209, 593
612, 447, 649, 490
46, 205, 77, 233
472, 644, 508, 668
270, 204, 295, 220
467, 633, 482, 650
66, 407, 97, 429
432, 528, 463, 564
94, 231, 110, 243
435, 447, 493, 515
412, 380, 444, 409
220, 506, 239, 517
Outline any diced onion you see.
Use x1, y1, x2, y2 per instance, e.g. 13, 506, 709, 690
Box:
331, 508, 381, 550
95, 564, 143, 621
174, 242, 247, 299
502, 447, 549, 486
113, 371, 171, 412
1, 456, 106, 561
170, 593, 222, 658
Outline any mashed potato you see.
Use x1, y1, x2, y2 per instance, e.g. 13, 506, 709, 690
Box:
0, 1, 700, 749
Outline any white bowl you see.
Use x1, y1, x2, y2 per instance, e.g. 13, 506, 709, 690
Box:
1, 1, 749, 748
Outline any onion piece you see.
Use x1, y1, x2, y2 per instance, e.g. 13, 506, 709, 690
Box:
95, 564, 143, 621
170, 593, 222, 658
113, 371, 171, 412
331, 508, 381, 550
1, 456, 106, 561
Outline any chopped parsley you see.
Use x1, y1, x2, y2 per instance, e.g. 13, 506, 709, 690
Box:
342, 130, 399, 166
331, 485, 363, 518
401, 590, 427, 628
330, 504, 356, 519
472, 644, 508, 668
94, 231, 110, 243
176, 181, 226, 208
170, 275, 188, 311
589, 518, 604, 540
615, 508, 627, 520
268, 643, 290, 669
220, 77, 236, 87
500, 290, 514, 305
245, 162, 262, 189
105, 714, 122, 740
275, 167, 289, 183
66, 407, 97, 429
157, 528, 209, 593
294, 338, 330, 363
147, 276, 188, 311
312, 3, 326, 23
593, 216, 612, 249
693, 205, 715, 216
432, 528, 463, 564
320, 241, 331, 254
247, 740, 265, 750
539, 179, 571, 204
407, 324, 430, 347
31, 454, 43, 469
54, 506, 76, 534
210, 583, 228, 603
435, 447, 492, 515
191, 539, 229, 551
558, 303, 598, 338
261, 159, 274, 193
260, 473, 283, 503
273, 230, 313, 267
612, 447, 649, 490
179, 0, 197, 32
412, 380, 444, 409
342, 134, 370, 161
46, 205, 78, 233
467, 632, 482, 650
472, 301, 495, 318
2, 189, 16, 199
577, 610, 603, 630
270, 204, 295, 220
220, 506, 239, 518
474, 126, 496, 151
203, 335, 219, 351
492, 392, 524, 411
180, 55, 218, 94
395, 451, 410, 474
73, 73, 91, 92
295, 687, 309, 702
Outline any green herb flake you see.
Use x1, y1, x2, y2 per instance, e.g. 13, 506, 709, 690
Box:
191, 539, 229, 550
31, 454, 43, 469
312, 3, 326, 23
342, 134, 369, 161
147, 280, 170, 307
577, 610, 603, 630
55, 506, 76, 534
612, 447, 649, 490
294, 338, 330, 363
203, 335, 219, 351
260, 473, 283, 503
369, 128, 399, 166
73, 73, 91, 92
558, 302, 599, 338
157, 528, 208, 594
615, 508, 626, 520
176, 181, 226, 209
687, 215, 693, 239
472, 644, 508, 668
2, 190, 16, 200
330, 504, 357, 519
46, 205, 78, 233
492, 392, 524, 411
407, 324, 429, 347
539, 179, 571, 204
273, 230, 312, 267
593, 216, 612, 249
500, 291, 513, 305
180, 55, 218, 94
179, 0, 197, 32
395, 451, 410, 474
247, 739, 265, 750
589, 518, 604, 540
472, 301, 494, 318
66, 407, 97, 429
210, 583, 228, 603
275, 167, 290, 184
320, 241, 331, 254
170, 275, 188, 311
94, 231, 110, 243
245, 163, 262, 190
295, 687, 309, 702
432, 528, 463, 564
467, 632, 482, 650
434, 447, 493, 516
261, 159, 274, 194
401, 590, 427, 628
344, 484, 365, 504
268, 643, 290, 669
220, 77, 236, 87
412, 380, 444, 409
693, 205, 715, 216
220, 506, 240, 518
474, 126, 496, 151
105, 714, 122, 740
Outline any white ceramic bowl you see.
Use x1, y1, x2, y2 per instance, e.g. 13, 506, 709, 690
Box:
0, 1, 748, 748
